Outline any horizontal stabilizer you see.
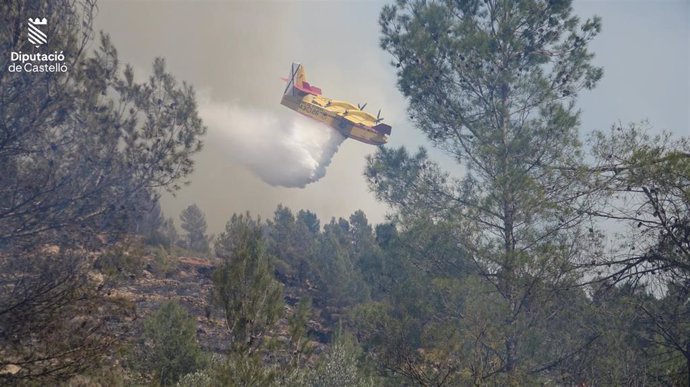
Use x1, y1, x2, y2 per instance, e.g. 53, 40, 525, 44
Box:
295, 81, 322, 96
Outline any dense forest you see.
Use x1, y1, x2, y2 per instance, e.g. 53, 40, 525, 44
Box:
1, 0, 689, 386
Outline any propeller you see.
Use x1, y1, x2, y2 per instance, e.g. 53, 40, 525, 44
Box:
357, 102, 367, 110
375, 109, 384, 123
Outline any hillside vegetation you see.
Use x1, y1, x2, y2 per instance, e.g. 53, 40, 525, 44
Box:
1, 0, 689, 386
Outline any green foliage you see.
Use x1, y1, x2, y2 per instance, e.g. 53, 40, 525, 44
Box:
179, 204, 210, 253
585, 123, 690, 383
642, 283, 690, 385
287, 297, 314, 367
314, 218, 370, 311
266, 206, 318, 288
93, 240, 146, 278
305, 333, 376, 387
371, 0, 604, 382
266, 206, 378, 313
159, 217, 180, 250
380, 0, 602, 140
351, 215, 498, 385
175, 370, 214, 387
129, 192, 165, 243
2, 24, 205, 253
0, 1, 205, 382
348, 211, 386, 298
212, 213, 283, 353
297, 209, 321, 235
587, 123, 690, 283
142, 301, 206, 386
149, 245, 179, 276
211, 351, 278, 387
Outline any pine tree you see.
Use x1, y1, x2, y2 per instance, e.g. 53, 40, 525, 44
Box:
211, 213, 283, 354
305, 333, 376, 387
371, 0, 602, 382
316, 218, 370, 311
287, 297, 314, 367
161, 217, 180, 250
179, 204, 209, 253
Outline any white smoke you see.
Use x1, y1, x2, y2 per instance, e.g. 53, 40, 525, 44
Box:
199, 100, 346, 188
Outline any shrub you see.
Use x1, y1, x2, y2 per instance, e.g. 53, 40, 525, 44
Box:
142, 301, 206, 386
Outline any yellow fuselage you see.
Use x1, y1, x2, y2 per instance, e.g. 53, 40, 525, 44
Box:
281, 92, 388, 146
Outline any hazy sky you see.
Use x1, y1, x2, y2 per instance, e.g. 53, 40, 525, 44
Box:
95, 0, 689, 233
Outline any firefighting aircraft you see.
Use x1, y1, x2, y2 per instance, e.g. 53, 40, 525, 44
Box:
281, 63, 391, 146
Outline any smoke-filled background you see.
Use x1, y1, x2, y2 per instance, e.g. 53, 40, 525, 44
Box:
95, 1, 689, 232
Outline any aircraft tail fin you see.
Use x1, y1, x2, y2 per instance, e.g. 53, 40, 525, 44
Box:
284, 62, 321, 96
283, 63, 301, 96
